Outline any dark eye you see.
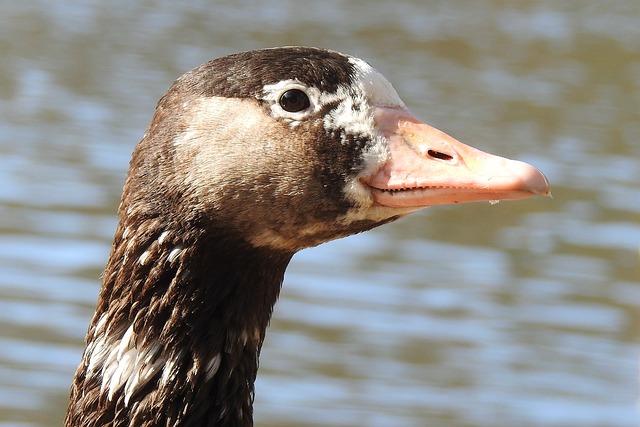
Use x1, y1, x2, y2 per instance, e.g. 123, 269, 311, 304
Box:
278, 89, 310, 112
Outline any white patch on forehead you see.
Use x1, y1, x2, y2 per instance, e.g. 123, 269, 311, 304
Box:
318, 85, 372, 137
316, 57, 402, 139
348, 57, 405, 108
327, 57, 406, 208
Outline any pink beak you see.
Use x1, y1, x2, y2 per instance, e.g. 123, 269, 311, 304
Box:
366, 107, 551, 208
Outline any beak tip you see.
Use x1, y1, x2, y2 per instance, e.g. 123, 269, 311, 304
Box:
511, 160, 551, 198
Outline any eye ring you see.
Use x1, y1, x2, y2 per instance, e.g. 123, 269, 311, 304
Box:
278, 89, 311, 113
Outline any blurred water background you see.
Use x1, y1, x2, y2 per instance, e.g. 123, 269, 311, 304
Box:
0, 1, 638, 426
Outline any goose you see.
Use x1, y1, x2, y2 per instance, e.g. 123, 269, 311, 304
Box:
65, 46, 549, 427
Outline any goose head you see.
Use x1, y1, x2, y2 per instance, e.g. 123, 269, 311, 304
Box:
125, 46, 548, 253
66, 46, 549, 427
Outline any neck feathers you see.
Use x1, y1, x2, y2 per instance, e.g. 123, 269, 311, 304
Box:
66, 216, 292, 426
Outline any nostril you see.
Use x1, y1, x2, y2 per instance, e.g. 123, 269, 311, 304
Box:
427, 149, 453, 161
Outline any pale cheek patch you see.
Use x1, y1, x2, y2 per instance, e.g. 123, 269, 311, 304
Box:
172, 96, 275, 207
